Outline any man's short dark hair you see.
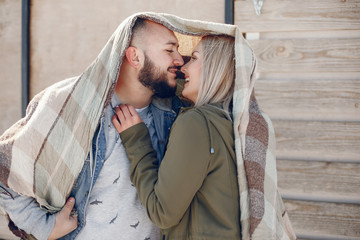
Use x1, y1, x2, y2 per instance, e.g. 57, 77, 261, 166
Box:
132, 18, 147, 40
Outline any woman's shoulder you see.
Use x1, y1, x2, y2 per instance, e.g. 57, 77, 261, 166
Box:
181, 104, 228, 119
176, 106, 208, 125
176, 104, 229, 128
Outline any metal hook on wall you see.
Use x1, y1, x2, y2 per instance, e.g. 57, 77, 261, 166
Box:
253, 0, 264, 16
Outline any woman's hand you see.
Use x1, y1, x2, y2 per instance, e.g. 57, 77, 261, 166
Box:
112, 104, 142, 133
48, 197, 78, 240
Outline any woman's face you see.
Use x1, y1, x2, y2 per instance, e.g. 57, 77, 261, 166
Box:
180, 42, 202, 103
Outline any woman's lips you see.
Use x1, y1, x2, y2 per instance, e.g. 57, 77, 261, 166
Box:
184, 78, 189, 86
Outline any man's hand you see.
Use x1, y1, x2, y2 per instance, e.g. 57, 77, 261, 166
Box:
112, 104, 142, 133
48, 197, 78, 240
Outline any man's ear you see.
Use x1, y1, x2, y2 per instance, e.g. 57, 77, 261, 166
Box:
125, 46, 143, 69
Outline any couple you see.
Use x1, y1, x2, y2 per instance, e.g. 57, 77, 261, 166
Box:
0, 13, 295, 240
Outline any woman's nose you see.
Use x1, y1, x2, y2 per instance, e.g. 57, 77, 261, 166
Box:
180, 64, 187, 74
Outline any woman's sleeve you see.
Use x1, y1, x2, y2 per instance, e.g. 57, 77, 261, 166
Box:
0, 184, 55, 240
120, 110, 211, 229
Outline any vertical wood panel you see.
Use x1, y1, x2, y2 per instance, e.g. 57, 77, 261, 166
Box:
0, 0, 22, 134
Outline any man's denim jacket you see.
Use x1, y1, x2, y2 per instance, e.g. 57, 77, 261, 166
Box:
62, 98, 179, 239
0, 96, 181, 240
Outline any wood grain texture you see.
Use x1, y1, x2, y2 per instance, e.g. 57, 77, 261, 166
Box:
235, 0, 360, 32
284, 200, 360, 238
234, 0, 360, 238
255, 79, 360, 121
277, 159, 360, 200
247, 38, 360, 72
273, 120, 360, 162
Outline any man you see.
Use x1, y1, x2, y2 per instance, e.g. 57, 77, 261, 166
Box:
0, 17, 184, 240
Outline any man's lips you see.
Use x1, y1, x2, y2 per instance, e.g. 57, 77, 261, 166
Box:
168, 67, 178, 75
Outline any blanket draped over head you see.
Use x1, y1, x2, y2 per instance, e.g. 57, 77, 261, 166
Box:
0, 12, 295, 239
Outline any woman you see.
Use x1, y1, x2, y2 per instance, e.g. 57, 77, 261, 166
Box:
112, 35, 240, 240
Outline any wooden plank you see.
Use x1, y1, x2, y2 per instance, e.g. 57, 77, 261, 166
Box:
282, 192, 360, 205
277, 160, 360, 200
296, 233, 360, 240
255, 79, 360, 121
256, 72, 360, 81
273, 120, 360, 162
257, 30, 360, 40
247, 38, 360, 73
284, 200, 360, 238
234, 0, 360, 32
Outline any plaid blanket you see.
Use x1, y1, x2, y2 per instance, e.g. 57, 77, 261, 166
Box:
0, 12, 295, 239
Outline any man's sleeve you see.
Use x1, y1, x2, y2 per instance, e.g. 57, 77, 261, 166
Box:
0, 184, 55, 240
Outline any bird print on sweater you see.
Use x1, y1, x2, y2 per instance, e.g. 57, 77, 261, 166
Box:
130, 220, 140, 229
113, 173, 120, 184
90, 199, 103, 205
109, 214, 118, 224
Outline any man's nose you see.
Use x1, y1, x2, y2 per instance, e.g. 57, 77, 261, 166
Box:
173, 52, 184, 66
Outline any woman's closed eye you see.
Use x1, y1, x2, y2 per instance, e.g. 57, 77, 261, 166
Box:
188, 56, 198, 63
190, 51, 200, 61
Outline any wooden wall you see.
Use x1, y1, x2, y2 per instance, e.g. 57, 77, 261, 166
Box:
29, 0, 224, 99
0, 0, 21, 239
0, 0, 21, 135
235, 0, 360, 239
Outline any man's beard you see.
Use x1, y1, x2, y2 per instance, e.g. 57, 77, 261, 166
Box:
138, 55, 177, 98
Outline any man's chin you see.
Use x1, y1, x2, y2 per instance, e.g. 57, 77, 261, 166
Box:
167, 75, 177, 87
154, 84, 177, 98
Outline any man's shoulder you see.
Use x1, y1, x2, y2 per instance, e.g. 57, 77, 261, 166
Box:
151, 95, 187, 114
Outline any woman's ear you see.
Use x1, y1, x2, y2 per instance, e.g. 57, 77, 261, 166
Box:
125, 46, 144, 69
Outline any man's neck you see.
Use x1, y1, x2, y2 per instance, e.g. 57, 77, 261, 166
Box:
115, 70, 153, 109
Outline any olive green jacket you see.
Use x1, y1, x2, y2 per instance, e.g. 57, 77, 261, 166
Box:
120, 104, 241, 240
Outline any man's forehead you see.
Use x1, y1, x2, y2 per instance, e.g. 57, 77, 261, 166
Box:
145, 23, 179, 44
165, 41, 179, 47
146, 21, 175, 36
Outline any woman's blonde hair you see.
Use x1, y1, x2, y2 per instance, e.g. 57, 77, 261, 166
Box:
194, 35, 235, 116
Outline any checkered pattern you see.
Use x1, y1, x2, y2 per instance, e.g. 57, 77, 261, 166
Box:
0, 12, 295, 239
